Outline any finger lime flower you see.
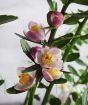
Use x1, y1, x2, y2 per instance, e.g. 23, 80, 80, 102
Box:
36, 46, 63, 69
47, 11, 64, 27
15, 67, 35, 91
24, 21, 45, 42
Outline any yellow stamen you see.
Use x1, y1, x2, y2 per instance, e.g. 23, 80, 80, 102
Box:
41, 52, 55, 64
48, 68, 60, 79
19, 73, 29, 85
31, 24, 41, 32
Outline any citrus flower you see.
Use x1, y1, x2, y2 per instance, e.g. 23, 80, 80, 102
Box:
47, 11, 64, 27
24, 21, 45, 42
14, 67, 35, 91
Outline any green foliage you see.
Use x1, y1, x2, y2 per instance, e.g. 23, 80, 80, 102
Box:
61, 0, 69, 5
64, 97, 71, 105
82, 89, 88, 105
38, 82, 47, 89
22, 64, 41, 73
34, 94, 40, 101
52, 78, 67, 84
71, 92, 78, 102
0, 80, 4, 86
68, 65, 79, 76
64, 73, 74, 82
76, 59, 87, 66
66, 53, 80, 62
7, 86, 23, 94
72, 0, 88, 6
0, 15, 18, 25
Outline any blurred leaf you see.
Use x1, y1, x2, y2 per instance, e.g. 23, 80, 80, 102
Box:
49, 96, 61, 105
68, 65, 79, 76
0, 80, 4, 86
7, 86, 23, 94
72, 0, 88, 6
52, 78, 67, 84
20, 39, 35, 63
76, 97, 82, 105
71, 92, 78, 102
0, 15, 18, 25
38, 82, 47, 89
76, 59, 87, 66
61, 0, 69, 5
64, 74, 74, 82
47, 0, 54, 11
64, 97, 71, 105
53, 33, 73, 48
22, 64, 41, 73
82, 89, 88, 105
34, 94, 40, 101
66, 53, 80, 62
53, 1, 58, 11
64, 11, 88, 25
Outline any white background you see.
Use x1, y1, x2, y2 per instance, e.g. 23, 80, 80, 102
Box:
0, 0, 88, 104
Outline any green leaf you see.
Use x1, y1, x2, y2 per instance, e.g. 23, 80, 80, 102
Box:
22, 64, 41, 73
64, 74, 74, 82
61, 0, 69, 5
47, 0, 54, 11
52, 78, 67, 84
0, 15, 18, 25
72, 0, 88, 6
53, 33, 73, 48
38, 82, 47, 89
53, 1, 58, 11
49, 97, 61, 105
71, 92, 78, 102
7, 86, 23, 94
64, 97, 71, 105
73, 45, 79, 51
34, 94, 40, 101
20, 39, 35, 62
75, 97, 82, 105
0, 80, 4, 86
76, 59, 87, 66
66, 53, 80, 62
68, 65, 79, 76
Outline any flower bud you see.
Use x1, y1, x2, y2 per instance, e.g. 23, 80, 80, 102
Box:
47, 11, 64, 27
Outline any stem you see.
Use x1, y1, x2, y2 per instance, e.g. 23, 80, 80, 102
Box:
63, 18, 88, 62
28, 81, 38, 105
48, 29, 57, 45
41, 83, 53, 105
23, 91, 29, 105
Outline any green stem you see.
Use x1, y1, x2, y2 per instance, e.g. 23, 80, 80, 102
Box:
63, 18, 88, 62
48, 29, 57, 45
41, 83, 53, 105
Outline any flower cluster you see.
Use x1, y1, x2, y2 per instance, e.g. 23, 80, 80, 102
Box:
15, 11, 64, 91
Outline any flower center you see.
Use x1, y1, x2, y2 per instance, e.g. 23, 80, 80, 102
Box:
48, 68, 60, 79
31, 24, 41, 32
19, 73, 29, 85
41, 52, 55, 64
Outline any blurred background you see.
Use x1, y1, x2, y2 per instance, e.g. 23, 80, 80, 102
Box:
0, 0, 88, 104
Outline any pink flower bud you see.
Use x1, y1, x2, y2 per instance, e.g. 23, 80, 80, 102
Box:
47, 11, 64, 27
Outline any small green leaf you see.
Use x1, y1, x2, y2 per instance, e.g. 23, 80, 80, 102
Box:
22, 64, 41, 73
38, 82, 47, 89
7, 86, 23, 94
47, 0, 54, 11
68, 65, 79, 76
0, 80, 4, 86
34, 94, 40, 101
76, 59, 87, 66
73, 45, 79, 51
61, 0, 69, 5
66, 53, 80, 62
75, 97, 82, 105
52, 78, 67, 84
64, 74, 74, 82
0, 15, 18, 25
49, 97, 61, 105
71, 92, 78, 102
20, 39, 35, 62
72, 0, 88, 6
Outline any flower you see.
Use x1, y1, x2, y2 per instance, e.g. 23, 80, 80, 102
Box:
14, 67, 35, 91
42, 67, 62, 82
24, 21, 45, 42
47, 11, 64, 27
36, 46, 63, 69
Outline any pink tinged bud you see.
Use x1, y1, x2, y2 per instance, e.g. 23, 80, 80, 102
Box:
30, 46, 41, 59
47, 11, 64, 27
24, 21, 45, 42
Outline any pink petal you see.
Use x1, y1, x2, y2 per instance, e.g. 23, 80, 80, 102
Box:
17, 67, 26, 76
42, 68, 53, 82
